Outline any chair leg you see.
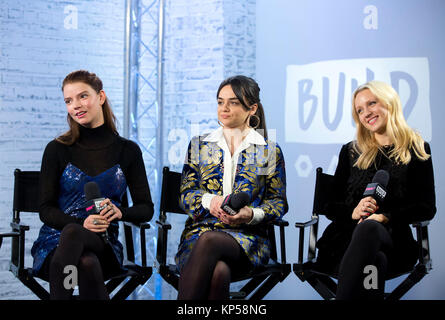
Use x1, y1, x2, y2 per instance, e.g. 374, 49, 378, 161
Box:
106, 277, 125, 294
234, 275, 268, 299
249, 274, 281, 300
159, 266, 179, 289
385, 266, 426, 301
111, 277, 142, 300
107, 268, 152, 300
20, 274, 50, 300
306, 274, 337, 300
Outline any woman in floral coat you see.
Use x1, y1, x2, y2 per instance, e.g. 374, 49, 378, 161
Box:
176, 75, 287, 300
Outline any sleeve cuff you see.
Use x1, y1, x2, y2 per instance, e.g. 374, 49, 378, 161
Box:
201, 193, 216, 210
247, 208, 265, 225
381, 211, 391, 221
118, 206, 126, 220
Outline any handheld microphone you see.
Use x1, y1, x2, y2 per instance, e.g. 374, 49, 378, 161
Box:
220, 192, 250, 215
84, 181, 109, 243
362, 169, 389, 205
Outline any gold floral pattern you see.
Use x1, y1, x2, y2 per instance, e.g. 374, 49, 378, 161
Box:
175, 135, 287, 271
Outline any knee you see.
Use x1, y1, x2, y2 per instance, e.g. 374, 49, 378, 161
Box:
78, 253, 101, 272
194, 231, 221, 253
78, 253, 103, 281
353, 219, 383, 241
60, 223, 83, 242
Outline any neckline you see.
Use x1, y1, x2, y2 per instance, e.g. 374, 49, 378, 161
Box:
76, 124, 118, 150
65, 162, 121, 179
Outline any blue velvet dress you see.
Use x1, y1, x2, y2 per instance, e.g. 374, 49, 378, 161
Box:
31, 162, 127, 275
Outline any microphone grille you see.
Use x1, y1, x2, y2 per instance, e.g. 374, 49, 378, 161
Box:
84, 181, 101, 200
229, 192, 250, 210
372, 170, 389, 187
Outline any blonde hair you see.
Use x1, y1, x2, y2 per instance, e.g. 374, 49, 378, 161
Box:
352, 80, 429, 169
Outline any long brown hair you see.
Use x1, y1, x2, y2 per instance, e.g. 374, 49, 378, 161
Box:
217, 75, 268, 139
56, 70, 118, 145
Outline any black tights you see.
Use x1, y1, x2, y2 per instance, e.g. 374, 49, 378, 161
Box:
336, 219, 393, 300
43, 223, 117, 300
177, 231, 252, 300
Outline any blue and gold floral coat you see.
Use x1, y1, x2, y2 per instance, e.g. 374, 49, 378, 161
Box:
175, 128, 287, 271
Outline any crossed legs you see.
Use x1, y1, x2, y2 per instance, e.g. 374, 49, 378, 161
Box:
48, 223, 113, 300
178, 231, 252, 300
336, 219, 393, 300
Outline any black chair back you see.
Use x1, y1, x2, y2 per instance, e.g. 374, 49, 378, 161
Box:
160, 167, 186, 218
13, 170, 40, 222
312, 167, 334, 216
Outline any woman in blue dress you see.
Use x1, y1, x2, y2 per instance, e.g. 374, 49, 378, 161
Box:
176, 75, 288, 299
31, 70, 154, 299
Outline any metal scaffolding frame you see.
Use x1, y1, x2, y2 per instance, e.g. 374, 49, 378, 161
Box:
123, 0, 165, 299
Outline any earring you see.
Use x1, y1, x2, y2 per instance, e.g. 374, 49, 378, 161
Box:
217, 120, 224, 127
249, 114, 260, 129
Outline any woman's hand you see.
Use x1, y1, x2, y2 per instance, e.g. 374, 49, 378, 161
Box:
363, 213, 389, 224
209, 195, 227, 219
209, 197, 254, 225
219, 206, 253, 226
352, 196, 378, 221
99, 198, 123, 222
352, 196, 388, 224
83, 214, 109, 232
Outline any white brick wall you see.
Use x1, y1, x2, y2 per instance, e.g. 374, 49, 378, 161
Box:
163, 0, 256, 171
0, 0, 125, 299
0, 0, 256, 300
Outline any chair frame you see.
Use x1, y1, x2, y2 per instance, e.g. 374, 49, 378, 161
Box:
0, 169, 152, 300
155, 166, 291, 300
293, 167, 432, 300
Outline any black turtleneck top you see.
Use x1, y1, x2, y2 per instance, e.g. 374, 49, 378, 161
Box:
39, 124, 154, 230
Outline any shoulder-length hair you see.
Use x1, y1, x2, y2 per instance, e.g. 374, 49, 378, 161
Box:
217, 75, 268, 139
56, 70, 118, 145
352, 80, 429, 169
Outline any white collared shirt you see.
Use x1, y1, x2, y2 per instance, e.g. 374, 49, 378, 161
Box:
200, 127, 266, 225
